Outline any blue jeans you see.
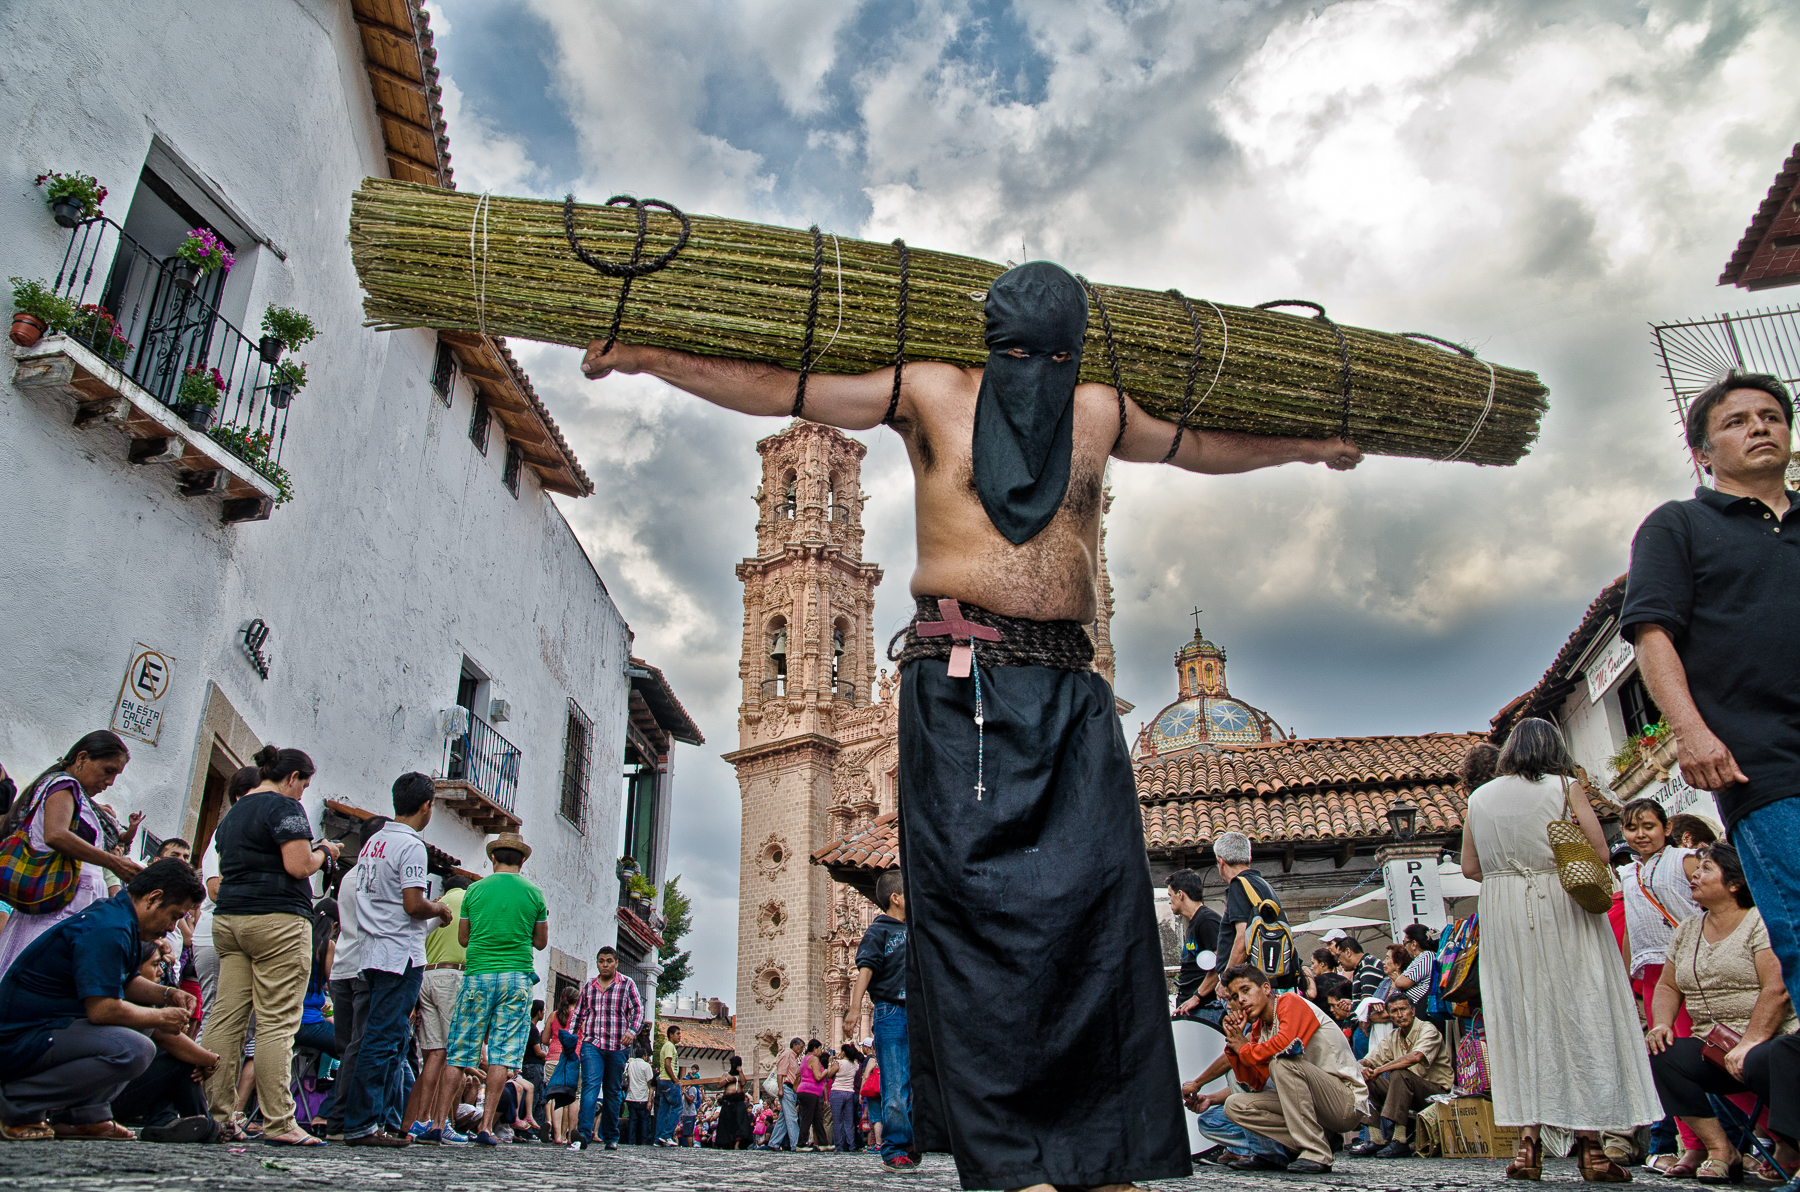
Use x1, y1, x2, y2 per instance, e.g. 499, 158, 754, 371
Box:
655, 1079, 681, 1141
1734, 800, 1800, 1009
343, 963, 423, 1140
576, 1044, 627, 1144
1196, 1103, 1289, 1159
872, 1000, 912, 1161
777, 1085, 798, 1148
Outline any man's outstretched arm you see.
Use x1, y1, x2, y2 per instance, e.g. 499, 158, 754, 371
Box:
1111, 391, 1362, 473
584, 341, 920, 432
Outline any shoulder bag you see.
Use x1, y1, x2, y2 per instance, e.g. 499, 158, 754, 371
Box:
1546, 775, 1613, 914
0, 774, 85, 914
1687, 915, 1747, 1072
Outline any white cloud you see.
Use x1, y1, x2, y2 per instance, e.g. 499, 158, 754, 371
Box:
430, 0, 1800, 1001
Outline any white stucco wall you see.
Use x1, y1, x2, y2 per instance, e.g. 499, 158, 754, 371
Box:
0, 0, 633, 977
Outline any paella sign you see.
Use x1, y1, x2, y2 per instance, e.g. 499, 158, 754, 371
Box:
111, 642, 175, 745
1384, 855, 1448, 935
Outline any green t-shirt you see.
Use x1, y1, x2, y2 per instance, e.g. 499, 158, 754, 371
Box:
460, 872, 546, 975
425, 887, 466, 965
655, 1038, 679, 1082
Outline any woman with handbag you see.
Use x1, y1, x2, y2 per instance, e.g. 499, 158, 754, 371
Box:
1462, 717, 1659, 1181
0, 731, 142, 977
1646, 844, 1799, 1183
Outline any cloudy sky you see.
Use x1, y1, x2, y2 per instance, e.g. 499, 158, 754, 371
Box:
421, 0, 1800, 1002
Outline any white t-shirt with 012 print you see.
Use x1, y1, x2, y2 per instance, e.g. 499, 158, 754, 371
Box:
354, 821, 431, 975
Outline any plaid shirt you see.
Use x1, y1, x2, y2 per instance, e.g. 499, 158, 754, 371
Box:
571, 973, 644, 1051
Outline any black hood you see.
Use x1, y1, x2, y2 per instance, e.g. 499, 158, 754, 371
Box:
971, 261, 1089, 545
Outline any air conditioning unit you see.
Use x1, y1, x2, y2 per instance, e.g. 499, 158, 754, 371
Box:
489, 699, 511, 723
439, 706, 470, 739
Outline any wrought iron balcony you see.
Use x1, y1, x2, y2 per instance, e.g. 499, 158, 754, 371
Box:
443, 710, 521, 816
32, 218, 297, 513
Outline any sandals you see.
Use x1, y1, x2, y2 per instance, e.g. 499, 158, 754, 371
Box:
0, 1121, 54, 1142
1695, 1158, 1745, 1185
1579, 1138, 1636, 1183
1509, 1135, 1544, 1181
51, 1120, 135, 1140
1648, 1156, 1682, 1176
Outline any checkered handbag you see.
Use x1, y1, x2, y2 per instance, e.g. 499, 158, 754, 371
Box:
1547, 775, 1614, 914
0, 775, 82, 914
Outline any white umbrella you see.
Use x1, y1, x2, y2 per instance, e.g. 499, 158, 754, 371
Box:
1299, 913, 1389, 934
1324, 886, 1387, 913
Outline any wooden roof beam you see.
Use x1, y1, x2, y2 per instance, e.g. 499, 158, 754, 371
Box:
363, 59, 427, 96
375, 103, 440, 142
354, 13, 418, 44
383, 147, 442, 178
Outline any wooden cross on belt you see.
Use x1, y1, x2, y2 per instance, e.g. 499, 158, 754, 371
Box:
916, 598, 1001, 678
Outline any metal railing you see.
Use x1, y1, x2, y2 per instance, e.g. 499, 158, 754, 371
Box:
444, 710, 521, 814
617, 879, 667, 935
51, 217, 297, 471
1651, 305, 1800, 436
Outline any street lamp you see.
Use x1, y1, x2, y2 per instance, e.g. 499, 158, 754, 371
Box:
1387, 798, 1419, 842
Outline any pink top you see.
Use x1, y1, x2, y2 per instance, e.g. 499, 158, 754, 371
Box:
796, 1054, 831, 1097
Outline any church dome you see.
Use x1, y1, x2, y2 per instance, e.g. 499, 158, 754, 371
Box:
1133, 618, 1284, 759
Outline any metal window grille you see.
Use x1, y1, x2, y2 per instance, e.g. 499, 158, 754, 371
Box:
560, 701, 593, 830
469, 397, 490, 456
1651, 305, 1800, 478
431, 339, 457, 405
503, 442, 522, 497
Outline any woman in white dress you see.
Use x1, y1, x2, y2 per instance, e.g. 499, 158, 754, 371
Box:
0, 731, 144, 976
1462, 717, 1660, 1181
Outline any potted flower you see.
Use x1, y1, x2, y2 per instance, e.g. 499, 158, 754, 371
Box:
208, 424, 294, 505
175, 364, 226, 429
267, 360, 307, 409
8, 276, 78, 347
34, 171, 107, 228
74, 305, 133, 363
258, 305, 317, 364
172, 228, 235, 291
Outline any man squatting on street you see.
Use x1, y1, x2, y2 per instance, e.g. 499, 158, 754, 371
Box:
584, 262, 1361, 1192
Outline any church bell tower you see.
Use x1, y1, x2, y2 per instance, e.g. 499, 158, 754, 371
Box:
724, 422, 882, 1077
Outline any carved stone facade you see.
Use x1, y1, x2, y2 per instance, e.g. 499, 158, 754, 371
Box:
724, 422, 887, 1080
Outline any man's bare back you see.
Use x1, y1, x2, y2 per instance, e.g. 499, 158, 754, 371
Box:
582, 342, 1361, 623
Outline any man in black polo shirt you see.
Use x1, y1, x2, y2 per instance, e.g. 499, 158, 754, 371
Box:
1166, 869, 1223, 1023
1621, 373, 1800, 1005
0, 859, 206, 1139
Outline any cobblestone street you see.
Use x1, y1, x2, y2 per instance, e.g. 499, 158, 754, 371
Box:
0, 1142, 1542, 1192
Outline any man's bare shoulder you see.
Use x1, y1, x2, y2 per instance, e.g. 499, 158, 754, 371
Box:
903, 360, 980, 402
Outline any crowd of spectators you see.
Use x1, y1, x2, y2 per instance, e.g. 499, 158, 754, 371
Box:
0, 735, 913, 1163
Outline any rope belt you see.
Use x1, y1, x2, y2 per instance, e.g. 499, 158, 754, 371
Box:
888, 595, 1095, 673
1499, 860, 1554, 931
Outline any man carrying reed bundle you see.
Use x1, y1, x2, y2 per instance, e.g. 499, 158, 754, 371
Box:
583, 261, 1360, 1192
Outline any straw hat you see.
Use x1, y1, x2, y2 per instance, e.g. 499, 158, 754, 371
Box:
486, 832, 532, 862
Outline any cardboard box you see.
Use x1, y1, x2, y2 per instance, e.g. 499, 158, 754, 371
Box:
1439, 1096, 1522, 1160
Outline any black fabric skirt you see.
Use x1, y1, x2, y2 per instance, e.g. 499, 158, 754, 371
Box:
713, 1092, 753, 1147
898, 657, 1190, 1190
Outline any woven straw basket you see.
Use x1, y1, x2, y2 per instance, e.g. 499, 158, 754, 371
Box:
1548, 778, 1614, 914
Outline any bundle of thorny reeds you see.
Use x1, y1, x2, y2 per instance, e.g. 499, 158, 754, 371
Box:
349, 179, 1547, 465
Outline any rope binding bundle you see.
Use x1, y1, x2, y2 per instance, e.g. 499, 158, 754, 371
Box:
355, 178, 1550, 467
